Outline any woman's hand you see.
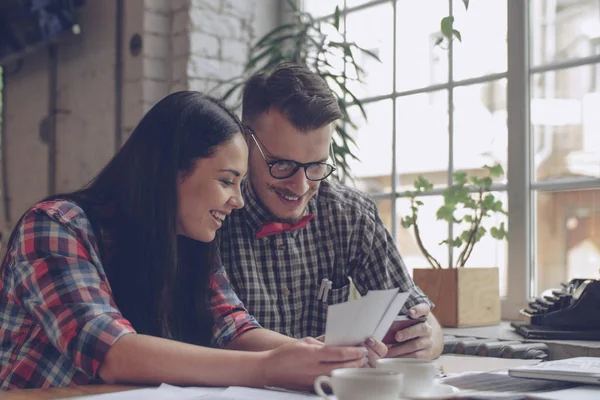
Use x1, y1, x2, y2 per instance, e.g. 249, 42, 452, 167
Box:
315, 335, 387, 367
260, 337, 367, 390
363, 337, 388, 367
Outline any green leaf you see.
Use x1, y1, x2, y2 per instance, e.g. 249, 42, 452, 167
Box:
440, 16, 454, 40
252, 23, 296, 49
492, 200, 504, 212
437, 205, 456, 222
463, 215, 473, 223
450, 237, 463, 248
286, 0, 299, 13
333, 6, 340, 30
481, 176, 493, 190
434, 36, 444, 46
471, 176, 482, 186
485, 163, 505, 178
401, 217, 413, 228
490, 226, 506, 240
482, 194, 495, 210
476, 226, 487, 241
460, 230, 471, 242
357, 47, 381, 62
453, 29, 462, 42
453, 171, 468, 185
415, 200, 424, 206
414, 176, 434, 191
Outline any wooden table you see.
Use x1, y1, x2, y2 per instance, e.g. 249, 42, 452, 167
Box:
1, 385, 142, 399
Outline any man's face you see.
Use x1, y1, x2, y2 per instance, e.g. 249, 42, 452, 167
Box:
247, 108, 334, 223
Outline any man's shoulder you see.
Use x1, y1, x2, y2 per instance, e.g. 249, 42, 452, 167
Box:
316, 181, 377, 216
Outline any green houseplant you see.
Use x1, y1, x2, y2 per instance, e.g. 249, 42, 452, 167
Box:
220, 1, 468, 181
400, 164, 508, 327
220, 1, 379, 181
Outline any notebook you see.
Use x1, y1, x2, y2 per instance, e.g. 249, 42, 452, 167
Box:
508, 357, 600, 385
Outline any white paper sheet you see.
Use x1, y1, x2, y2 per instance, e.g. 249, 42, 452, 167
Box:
324, 288, 409, 346
527, 386, 600, 400
69, 384, 228, 400
222, 386, 319, 399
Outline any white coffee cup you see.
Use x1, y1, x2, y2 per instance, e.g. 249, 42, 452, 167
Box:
376, 358, 436, 398
313, 368, 402, 400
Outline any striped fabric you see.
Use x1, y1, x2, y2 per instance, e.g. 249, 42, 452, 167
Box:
0, 200, 260, 389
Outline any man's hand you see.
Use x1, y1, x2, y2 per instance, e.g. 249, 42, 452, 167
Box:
386, 304, 443, 359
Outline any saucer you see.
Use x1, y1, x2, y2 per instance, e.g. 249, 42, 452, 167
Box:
403, 383, 460, 400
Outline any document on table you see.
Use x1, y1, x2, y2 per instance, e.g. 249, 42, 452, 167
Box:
527, 385, 600, 400
70, 384, 320, 399
439, 371, 578, 399
324, 288, 409, 346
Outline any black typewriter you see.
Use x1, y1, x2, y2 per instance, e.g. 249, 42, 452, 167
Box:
511, 278, 600, 340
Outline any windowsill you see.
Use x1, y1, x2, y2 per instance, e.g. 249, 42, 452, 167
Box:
442, 321, 600, 360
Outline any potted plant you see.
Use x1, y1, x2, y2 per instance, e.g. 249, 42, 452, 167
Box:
400, 164, 508, 327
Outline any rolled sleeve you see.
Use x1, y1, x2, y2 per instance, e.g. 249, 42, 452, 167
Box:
209, 266, 261, 349
12, 208, 135, 379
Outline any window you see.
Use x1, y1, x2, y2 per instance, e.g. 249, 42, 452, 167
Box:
303, 0, 600, 318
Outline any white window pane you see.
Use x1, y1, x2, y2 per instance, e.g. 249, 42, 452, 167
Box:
397, 196, 450, 275
530, 0, 600, 66
345, 3, 394, 98
532, 65, 600, 181
535, 189, 600, 295
302, 0, 342, 18
452, 0, 507, 80
396, 0, 449, 91
396, 91, 449, 191
453, 79, 508, 181
347, 100, 393, 194
451, 191, 509, 297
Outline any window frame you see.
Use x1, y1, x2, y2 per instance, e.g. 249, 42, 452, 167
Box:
302, 0, 600, 320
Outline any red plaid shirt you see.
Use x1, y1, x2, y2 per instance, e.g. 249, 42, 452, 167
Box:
0, 200, 260, 389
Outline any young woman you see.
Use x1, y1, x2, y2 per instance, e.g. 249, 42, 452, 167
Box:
0, 92, 373, 390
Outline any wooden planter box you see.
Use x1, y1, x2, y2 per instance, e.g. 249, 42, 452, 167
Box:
413, 267, 501, 328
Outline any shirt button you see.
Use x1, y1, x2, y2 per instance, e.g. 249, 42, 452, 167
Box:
283, 287, 291, 296
278, 244, 286, 250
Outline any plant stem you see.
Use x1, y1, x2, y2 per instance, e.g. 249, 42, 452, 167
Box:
456, 189, 483, 267
411, 212, 443, 269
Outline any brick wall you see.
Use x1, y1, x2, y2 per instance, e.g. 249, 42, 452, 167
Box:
175, 0, 280, 103
0, 0, 280, 237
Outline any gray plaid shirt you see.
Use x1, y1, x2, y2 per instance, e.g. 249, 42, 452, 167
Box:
218, 179, 432, 338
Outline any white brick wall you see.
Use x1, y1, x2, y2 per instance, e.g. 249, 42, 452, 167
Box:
180, 0, 262, 100
0, 0, 279, 237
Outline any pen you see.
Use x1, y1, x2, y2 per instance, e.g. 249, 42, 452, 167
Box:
322, 280, 332, 303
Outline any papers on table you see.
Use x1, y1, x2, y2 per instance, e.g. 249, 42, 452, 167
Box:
71, 384, 320, 399
527, 385, 600, 400
324, 288, 409, 346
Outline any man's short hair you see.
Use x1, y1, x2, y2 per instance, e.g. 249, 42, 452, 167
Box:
242, 63, 342, 131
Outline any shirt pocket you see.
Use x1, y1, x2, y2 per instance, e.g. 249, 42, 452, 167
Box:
320, 282, 351, 306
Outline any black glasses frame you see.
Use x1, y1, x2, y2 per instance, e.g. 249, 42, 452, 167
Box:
246, 127, 336, 182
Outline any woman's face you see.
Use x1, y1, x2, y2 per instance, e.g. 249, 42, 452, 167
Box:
176, 133, 248, 242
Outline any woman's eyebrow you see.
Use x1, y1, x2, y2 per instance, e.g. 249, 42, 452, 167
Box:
219, 169, 241, 177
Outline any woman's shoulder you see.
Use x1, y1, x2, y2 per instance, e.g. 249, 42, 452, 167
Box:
23, 199, 94, 233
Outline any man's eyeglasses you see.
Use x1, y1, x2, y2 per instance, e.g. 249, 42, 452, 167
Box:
246, 127, 336, 182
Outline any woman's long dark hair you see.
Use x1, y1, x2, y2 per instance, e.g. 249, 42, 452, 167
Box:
56, 92, 244, 345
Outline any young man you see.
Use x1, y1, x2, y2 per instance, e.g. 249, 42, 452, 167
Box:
218, 63, 443, 359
